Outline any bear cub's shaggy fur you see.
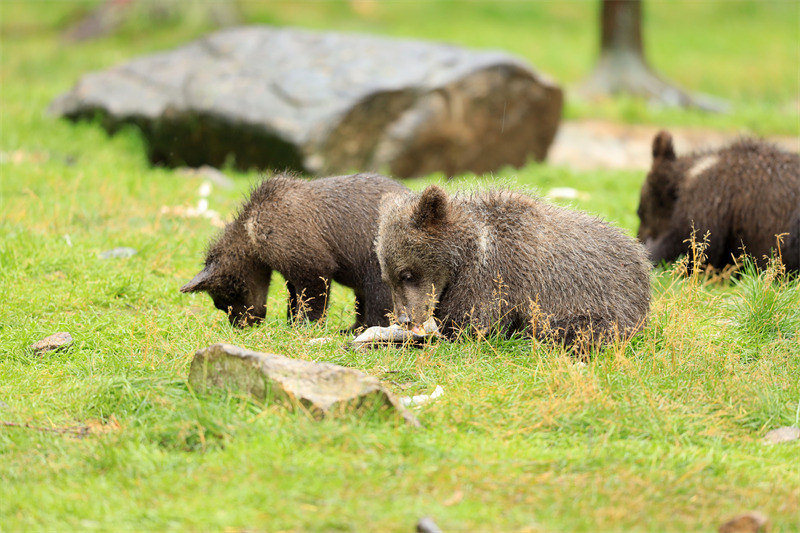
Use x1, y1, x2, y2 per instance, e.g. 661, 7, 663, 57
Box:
637, 131, 800, 270
182, 173, 408, 328
375, 185, 651, 348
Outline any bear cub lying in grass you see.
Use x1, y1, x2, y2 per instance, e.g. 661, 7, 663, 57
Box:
375, 185, 651, 349
637, 131, 800, 271
182, 173, 408, 328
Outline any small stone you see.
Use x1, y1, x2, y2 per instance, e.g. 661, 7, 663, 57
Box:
189, 343, 420, 426
400, 385, 444, 408
99, 247, 137, 259
30, 332, 73, 354
0, 399, 9, 410
718, 511, 768, 533
416, 517, 443, 533
763, 426, 800, 444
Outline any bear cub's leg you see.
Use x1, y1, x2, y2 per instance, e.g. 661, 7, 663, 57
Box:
286, 283, 298, 323
341, 292, 389, 333
360, 277, 393, 329
287, 277, 331, 324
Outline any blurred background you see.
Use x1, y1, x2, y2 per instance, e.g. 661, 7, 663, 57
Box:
4, 0, 798, 134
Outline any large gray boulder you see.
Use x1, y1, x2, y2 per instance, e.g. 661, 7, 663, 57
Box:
50, 26, 562, 178
188, 343, 420, 426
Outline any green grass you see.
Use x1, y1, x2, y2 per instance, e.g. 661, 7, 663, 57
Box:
2, 2, 800, 531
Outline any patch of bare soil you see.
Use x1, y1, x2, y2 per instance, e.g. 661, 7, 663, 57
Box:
549, 119, 799, 171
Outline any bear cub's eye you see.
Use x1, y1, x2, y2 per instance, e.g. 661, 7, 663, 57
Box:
399, 271, 415, 284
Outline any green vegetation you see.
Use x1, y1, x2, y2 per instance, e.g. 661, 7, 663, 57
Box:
1, 2, 798, 531
6, 0, 796, 135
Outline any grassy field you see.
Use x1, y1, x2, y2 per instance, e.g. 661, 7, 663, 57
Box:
2, 1, 800, 531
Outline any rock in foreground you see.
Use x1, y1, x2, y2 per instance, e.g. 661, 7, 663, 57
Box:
50, 26, 562, 178
763, 426, 800, 445
718, 511, 769, 533
188, 343, 419, 426
30, 332, 73, 354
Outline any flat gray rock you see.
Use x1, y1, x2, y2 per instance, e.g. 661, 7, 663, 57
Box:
30, 332, 73, 354
50, 26, 562, 178
763, 426, 800, 444
189, 343, 420, 426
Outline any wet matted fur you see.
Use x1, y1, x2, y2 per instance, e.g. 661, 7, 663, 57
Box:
376, 185, 652, 349
182, 172, 409, 328
637, 131, 800, 271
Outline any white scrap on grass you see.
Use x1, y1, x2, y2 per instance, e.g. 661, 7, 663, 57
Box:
545, 187, 589, 201
159, 205, 225, 228
400, 385, 444, 408
64, 234, 72, 247
307, 336, 336, 346
160, 176, 225, 227
198, 181, 213, 198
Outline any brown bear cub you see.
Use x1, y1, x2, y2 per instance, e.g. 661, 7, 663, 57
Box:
637, 131, 800, 270
182, 173, 409, 328
375, 185, 651, 349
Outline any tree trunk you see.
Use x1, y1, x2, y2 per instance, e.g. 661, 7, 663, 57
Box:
581, 0, 726, 112
601, 0, 643, 54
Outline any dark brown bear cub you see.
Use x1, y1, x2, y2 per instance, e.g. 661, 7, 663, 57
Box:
375, 185, 651, 349
182, 173, 408, 328
637, 131, 800, 270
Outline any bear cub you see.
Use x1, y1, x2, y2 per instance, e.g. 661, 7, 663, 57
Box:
375, 185, 651, 348
637, 131, 800, 270
182, 173, 408, 328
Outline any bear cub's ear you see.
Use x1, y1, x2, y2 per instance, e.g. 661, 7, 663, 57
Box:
652, 130, 676, 161
413, 185, 449, 227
